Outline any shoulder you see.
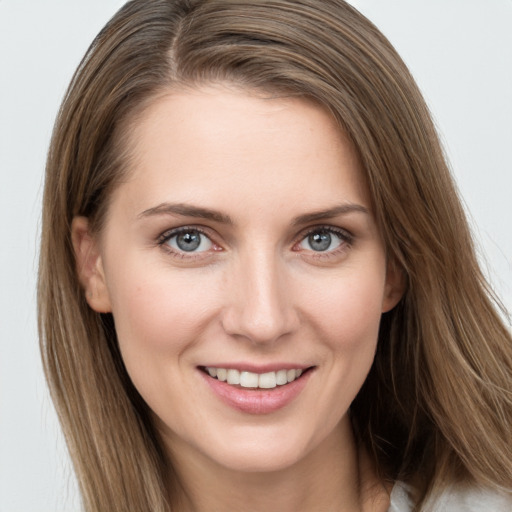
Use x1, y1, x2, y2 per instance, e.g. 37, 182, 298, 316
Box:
435, 485, 512, 511
389, 481, 512, 512
388, 482, 414, 511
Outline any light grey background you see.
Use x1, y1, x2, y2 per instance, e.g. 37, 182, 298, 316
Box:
1, 1, 510, 510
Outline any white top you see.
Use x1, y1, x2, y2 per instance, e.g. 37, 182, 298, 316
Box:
388, 482, 512, 511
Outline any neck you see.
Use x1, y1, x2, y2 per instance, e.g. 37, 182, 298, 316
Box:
164, 418, 390, 512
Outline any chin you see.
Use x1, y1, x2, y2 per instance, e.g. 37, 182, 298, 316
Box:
201, 424, 321, 474
214, 445, 306, 474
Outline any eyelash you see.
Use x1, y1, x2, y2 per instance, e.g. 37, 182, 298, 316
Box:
157, 225, 354, 260
157, 226, 217, 260
293, 226, 354, 258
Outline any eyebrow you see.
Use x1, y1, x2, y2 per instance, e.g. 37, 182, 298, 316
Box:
138, 202, 233, 224
137, 202, 369, 225
291, 203, 369, 225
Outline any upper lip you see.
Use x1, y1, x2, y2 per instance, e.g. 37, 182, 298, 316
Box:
199, 363, 313, 373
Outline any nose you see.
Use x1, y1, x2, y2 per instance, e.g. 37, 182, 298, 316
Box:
220, 248, 298, 345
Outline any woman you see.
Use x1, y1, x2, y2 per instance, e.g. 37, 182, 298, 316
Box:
38, 1, 512, 510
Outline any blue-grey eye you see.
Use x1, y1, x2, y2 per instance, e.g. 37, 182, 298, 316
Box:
167, 230, 213, 252
299, 230, 343, 252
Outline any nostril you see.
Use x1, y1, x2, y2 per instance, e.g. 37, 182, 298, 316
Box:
220, 307, 298, 345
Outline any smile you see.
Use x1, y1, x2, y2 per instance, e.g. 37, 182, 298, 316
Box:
200, 365, 314, 414
204, 367, 304, 389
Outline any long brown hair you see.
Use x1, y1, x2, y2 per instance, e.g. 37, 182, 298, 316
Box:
38, 1, 512, 510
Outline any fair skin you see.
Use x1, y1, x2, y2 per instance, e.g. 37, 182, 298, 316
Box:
73, 86, 403, 511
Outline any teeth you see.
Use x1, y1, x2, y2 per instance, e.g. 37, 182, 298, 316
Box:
240, 371, 259, 388
227, 369, 240, 385
259, 372, 277, 389
276, 369, 288, 385
205, 367, 305, 389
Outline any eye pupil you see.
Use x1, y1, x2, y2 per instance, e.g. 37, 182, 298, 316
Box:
176, 231, 201, 251
308, 232, 331, 251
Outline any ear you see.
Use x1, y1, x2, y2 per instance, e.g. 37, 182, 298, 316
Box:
71, 216, 112, 313
382, 258, 405, 313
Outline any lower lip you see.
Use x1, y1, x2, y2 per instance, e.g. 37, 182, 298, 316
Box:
200, 370, 312, 415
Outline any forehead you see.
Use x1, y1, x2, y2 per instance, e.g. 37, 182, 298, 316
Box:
109, 85, 370, 221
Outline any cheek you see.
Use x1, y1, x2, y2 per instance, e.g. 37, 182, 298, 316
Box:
106, 261, 222, 361
104, 262, 224, 423
288, 264, 386, 443
302, 264, 386, 350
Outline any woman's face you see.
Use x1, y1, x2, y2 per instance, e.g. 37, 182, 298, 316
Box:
75, 86, 402, 474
